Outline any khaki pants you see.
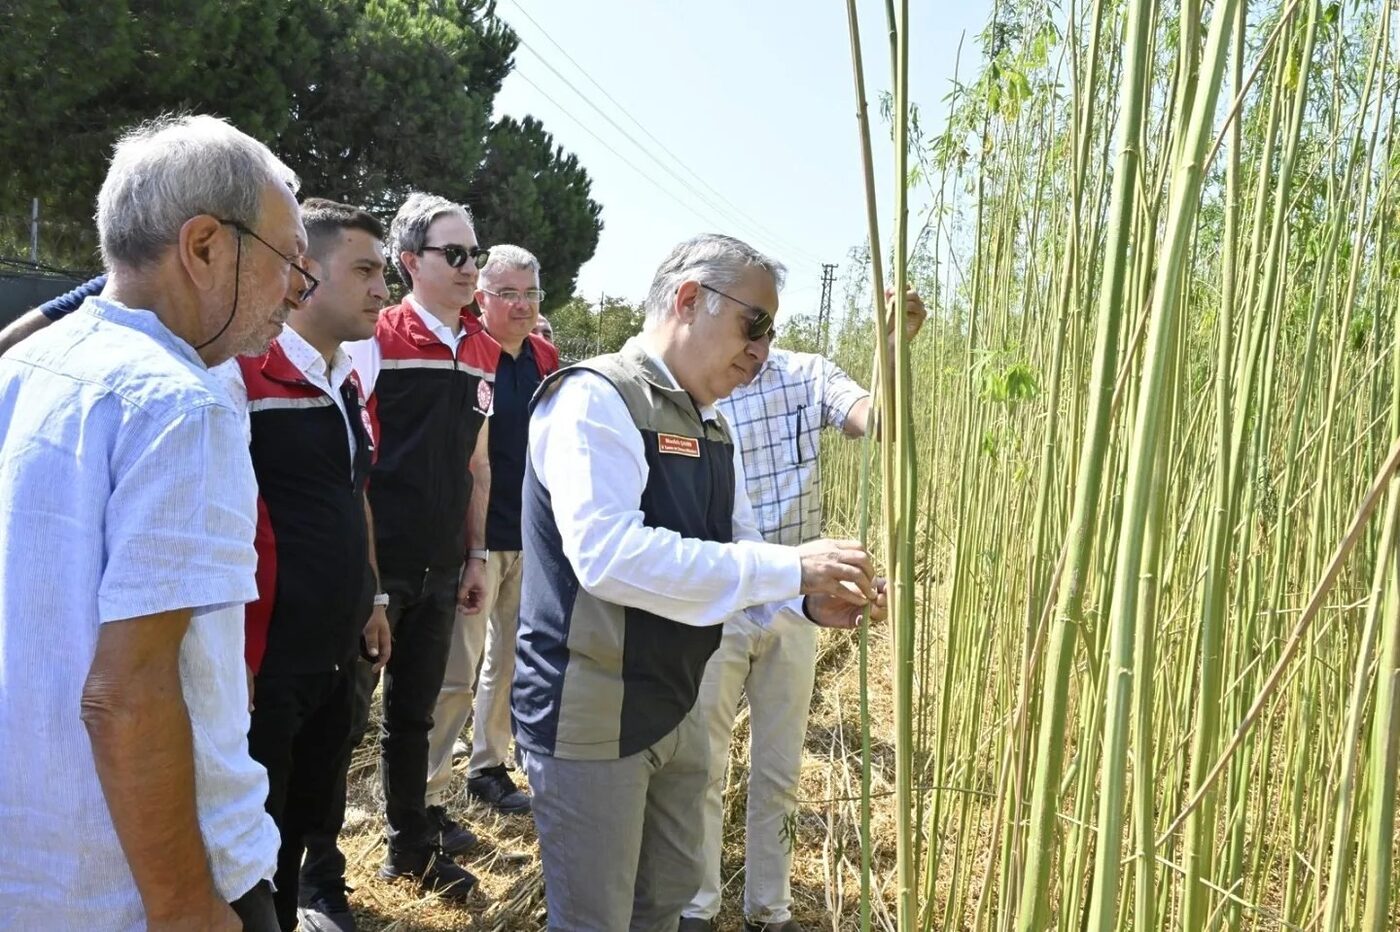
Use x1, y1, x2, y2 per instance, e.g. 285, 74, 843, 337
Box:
424, 550, 524, 806
683, 611, 819, 925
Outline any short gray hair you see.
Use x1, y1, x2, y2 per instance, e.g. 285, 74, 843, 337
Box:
643, 234, 787, 326
97, 114, 298, 269
390, 192, 474, 287
480, 243, 540, 286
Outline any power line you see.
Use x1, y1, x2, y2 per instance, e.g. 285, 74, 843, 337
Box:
504, 0, 826, 267
511, 52, 810, 267
502, 2, 826, 268
511, 69, 816, 279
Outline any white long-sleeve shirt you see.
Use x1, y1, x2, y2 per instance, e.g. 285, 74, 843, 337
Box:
528, 349, 807, 628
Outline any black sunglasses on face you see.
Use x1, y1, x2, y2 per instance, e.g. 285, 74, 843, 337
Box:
216, 218, 319, 302
421, 243, 490, 270
698, 283, 775, 342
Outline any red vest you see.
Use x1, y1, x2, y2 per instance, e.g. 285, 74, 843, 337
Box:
365, 302, 500, 574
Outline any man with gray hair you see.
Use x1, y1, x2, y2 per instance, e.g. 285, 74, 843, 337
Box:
425, 244, 558, 818
512, 233, 885, 929
0, 114, 309, 931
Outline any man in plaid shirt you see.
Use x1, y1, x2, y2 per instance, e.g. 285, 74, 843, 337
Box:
682, 290, 926, 932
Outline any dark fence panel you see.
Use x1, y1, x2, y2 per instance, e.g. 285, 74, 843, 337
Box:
0, 272, 87, 326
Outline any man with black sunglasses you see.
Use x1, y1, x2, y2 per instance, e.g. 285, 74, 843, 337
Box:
322, 192, 496, 901
513, 233, 887, 929
423, 244, 558, 821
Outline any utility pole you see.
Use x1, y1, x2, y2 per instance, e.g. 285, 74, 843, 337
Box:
30, 198, 39, 263
596, 292, 605, 355
817, 263, 837, 355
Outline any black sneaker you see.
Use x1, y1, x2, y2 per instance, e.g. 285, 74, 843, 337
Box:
466, 764, 532, 814
298, 884, 355, 932
426, 804, 479, 855
678, 918, 716, 931
378, 848, 479, 901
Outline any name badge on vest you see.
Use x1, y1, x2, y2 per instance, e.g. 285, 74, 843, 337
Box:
657, 433, 701, 457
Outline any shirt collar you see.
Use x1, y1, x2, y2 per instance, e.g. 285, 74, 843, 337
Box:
81, 296, 205, 369
512, 336, 536, 365
405, 293, 465, 346
754, 346, 788, 379
276, 324, 352, 389
627, 336, 719, 422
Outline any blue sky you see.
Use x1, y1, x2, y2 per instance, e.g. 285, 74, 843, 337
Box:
489, 0, 993, 315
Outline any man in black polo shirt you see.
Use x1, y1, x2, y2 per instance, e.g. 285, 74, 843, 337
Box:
425, 245, 558, 819
214, 198, 393, 932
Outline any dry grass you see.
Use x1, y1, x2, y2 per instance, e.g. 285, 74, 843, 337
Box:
335, 627, 909, 931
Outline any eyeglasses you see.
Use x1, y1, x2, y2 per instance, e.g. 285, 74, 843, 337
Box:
698, 283, 775, 341
480, 287, 547, 304
420, 243, 490, 270
217, 218, 319, 302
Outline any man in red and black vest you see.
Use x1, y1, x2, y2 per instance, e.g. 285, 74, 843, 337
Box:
214, 198, 393, 932
337, 192, 497, 899
424, 244, 559, 820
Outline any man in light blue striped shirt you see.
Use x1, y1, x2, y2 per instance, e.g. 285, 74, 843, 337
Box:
0, 114, 312, 932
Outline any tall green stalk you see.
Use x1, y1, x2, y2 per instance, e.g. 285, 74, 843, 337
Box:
1014, 1, 1157, 927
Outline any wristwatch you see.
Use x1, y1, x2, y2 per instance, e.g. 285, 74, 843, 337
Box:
372, 592, 390, 607
467, 549, 489, 562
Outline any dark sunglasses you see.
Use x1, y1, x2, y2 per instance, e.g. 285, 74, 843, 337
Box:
217, 218, 320, 302
421, 243, 490, 270
699, 283, 775, 341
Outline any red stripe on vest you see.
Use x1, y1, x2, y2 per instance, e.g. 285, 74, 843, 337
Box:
374, 301, 501, 375
526, 331, 561, 378
245, 494, 277, 673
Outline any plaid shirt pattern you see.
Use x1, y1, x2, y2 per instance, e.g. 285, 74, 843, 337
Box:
718, 349, 868, 547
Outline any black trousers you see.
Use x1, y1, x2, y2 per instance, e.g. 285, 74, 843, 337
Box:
246, 665, 356, 930
301, 565, 459, 876
300, 656, 374, 899
230, 879, 280, 932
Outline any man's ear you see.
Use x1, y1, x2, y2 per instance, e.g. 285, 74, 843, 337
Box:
675, 280, 703, 325
399, 250, 419, 287
179, 215, 228, 292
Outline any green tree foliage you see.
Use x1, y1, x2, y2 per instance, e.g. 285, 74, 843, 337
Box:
774, 314, 826, 356
0, 0, 602, 293
547, 294, 644, 363
467, 116, 603, 313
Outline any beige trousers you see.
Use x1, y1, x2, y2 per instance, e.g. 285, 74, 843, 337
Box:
424, 550, 524, 806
